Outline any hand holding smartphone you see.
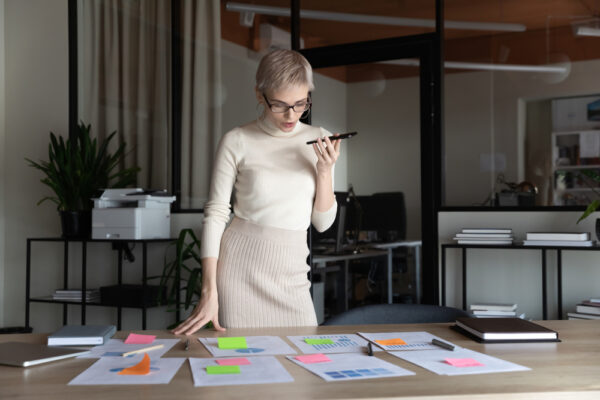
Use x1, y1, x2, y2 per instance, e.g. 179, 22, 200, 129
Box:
306, 131, 357, 145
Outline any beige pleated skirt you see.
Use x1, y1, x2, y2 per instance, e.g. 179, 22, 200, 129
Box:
217, 217, 317, 328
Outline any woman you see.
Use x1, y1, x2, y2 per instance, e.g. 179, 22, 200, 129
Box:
173, 49, 341, 334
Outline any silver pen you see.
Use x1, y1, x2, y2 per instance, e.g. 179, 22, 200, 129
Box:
185, 339, 190, 351
431, 338, 455, 351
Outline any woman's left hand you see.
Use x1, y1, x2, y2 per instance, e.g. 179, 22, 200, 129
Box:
312, 134, 341, 175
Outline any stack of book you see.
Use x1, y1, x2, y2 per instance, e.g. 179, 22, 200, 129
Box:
469, 302, 523, 318
52, 289, 100, 302
523, 232, 593, 247
567, 298, 600, 320
453, 228, 513, 245
454, 317, 559, 343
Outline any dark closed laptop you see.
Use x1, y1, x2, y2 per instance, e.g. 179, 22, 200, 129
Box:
0, 341, 90, 367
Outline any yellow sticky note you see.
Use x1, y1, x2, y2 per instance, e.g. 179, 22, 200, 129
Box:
375, 338, 407, 346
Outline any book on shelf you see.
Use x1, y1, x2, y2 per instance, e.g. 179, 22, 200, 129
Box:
455, 233, 513, 238
47, 325, 116, 346
455, 239, 513, 245
567, 312, 600, 320
453, 317, 559, 342
470, 302, 518, 312
472, 310, 517, 316
588, 298, 600, 303
522, 240, 594, 247
526, 232, 590, 241
575, 304, 600, 315
473, 313, 526, 319
580, 300, 600, 307
461, 228, 512, 234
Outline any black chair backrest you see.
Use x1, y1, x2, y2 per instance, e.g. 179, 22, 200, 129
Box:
323, 303, 471, 325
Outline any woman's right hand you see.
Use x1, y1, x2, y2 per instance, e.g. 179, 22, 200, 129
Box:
171, 288, 226, 335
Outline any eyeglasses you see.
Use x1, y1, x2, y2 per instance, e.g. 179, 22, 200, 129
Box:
262, 94, 311, 113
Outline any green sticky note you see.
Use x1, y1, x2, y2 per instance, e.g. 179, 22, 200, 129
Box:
217, 337, 248, 349
304, 338, 334, 345
206, 365, 241, 375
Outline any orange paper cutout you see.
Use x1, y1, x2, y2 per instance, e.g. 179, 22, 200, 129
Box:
118, 353, 151, 375
375, 338, 407, 346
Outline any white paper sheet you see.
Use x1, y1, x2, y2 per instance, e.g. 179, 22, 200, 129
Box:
198, 336, 296, 357
358, 331, 450, 351
286, 353, 415, 382
68, 355, 186, 385
287, 334, 382, 354
390, 347, 530, 375
188, 356, 294, 386
78, 338, 180, 359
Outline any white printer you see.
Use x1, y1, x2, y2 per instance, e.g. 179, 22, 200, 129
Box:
92, 189, 176, 240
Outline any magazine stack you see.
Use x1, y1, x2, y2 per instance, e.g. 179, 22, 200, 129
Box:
567, 298, 600, 320
523, 232, 593, 247
453, 228, 513, 245
469, 302, 524, 318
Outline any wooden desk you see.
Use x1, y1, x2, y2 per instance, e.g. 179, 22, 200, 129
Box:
2, 320, 600, 399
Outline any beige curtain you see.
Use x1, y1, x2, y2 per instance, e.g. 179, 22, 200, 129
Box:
180, 0, 222, 209
80, 0, 172, 190
79, 0, 221, 206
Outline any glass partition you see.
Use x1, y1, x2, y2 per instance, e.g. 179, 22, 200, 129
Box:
443, 0, 600, 207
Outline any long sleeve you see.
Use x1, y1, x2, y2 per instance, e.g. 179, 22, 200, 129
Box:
201, 130, 243, 258
311, 201, 337, 232
311, 161, 338, 232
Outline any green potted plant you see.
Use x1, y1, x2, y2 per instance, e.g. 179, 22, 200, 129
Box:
26, 122, 139, 238
148, 228, 204, 329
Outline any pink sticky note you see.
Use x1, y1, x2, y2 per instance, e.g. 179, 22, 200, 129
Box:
445, 358, 484, 367
124, 333, 156, 344
215, 357, 251, 366
295, 353, 332, 364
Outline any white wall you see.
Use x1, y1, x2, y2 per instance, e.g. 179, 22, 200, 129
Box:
347, 77, 422, 239
4, 0, 70, 330
0, 0, 6, 327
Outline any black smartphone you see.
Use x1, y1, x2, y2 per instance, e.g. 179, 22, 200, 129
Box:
306, 131, 358, 145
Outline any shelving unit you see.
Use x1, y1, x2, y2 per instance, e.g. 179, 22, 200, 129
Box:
552, 130, 600, 205
25, 237, 175, 331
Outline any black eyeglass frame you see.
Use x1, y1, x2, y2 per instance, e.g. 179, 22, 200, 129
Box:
262, 93, 312, 113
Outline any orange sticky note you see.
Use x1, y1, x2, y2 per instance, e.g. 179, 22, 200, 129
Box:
375, 338, 407, 346
124, 333, 155, 344
118, 353, 151, 375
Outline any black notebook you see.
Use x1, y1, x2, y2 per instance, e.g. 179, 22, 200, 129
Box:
453, 317, 560, 343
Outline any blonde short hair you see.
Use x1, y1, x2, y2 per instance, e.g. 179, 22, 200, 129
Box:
256, 49, 314, 94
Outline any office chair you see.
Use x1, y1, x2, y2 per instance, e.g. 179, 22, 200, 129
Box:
322, 303, 471, 325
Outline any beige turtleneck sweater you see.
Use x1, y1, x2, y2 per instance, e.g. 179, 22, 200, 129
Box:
201, 117, 338, 258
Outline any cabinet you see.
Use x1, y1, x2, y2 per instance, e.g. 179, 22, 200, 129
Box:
25, 237, 175, 330
441, 242, 600, 320
552, 130, 600, 205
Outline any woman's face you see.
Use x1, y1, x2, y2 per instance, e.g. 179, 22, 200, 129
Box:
260, 84, 310, 132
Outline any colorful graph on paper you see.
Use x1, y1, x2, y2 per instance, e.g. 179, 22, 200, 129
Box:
357, 331, 445, 351
287, 353, 415, 382
287, 334, 382, 354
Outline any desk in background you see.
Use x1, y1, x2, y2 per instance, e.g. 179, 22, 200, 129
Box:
2, 320, 600, 399
311, 240, 422, 321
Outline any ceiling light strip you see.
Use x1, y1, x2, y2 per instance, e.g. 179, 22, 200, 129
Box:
382, 59, 567, 73
575, 26, 600, 37
226, 2, 526, 32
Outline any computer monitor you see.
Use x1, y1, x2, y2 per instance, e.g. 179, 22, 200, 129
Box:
311, 192, 349, 253
346, 192, 406, 243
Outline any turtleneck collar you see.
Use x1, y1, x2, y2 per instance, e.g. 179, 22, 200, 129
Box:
256, 115, 303, 138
